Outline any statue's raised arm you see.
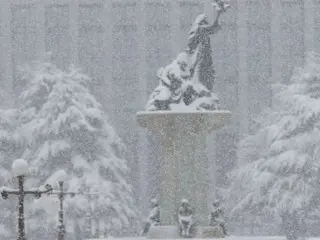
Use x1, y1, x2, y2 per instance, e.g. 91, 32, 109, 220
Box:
188, 2, 227, 45
187, 1, 230, 91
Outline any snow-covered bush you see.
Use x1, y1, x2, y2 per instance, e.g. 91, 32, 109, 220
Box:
17, 56, 138, 238
228, 52, 320, 239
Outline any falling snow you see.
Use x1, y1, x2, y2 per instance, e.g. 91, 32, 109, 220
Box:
0, 0, 319, 240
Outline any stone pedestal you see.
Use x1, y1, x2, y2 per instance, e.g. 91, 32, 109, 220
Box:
137, 110, 231, 238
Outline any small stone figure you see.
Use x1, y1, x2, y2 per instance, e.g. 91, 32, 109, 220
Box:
178, 199, 196, 238
140, 198, 160, 236
209, 199, 228, 236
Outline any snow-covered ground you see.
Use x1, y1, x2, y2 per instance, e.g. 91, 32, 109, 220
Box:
87, 237, 320, 240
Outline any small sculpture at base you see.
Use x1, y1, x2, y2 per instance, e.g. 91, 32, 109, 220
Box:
145, 2, 230, 111
140, 198, 160, 236
178, 199, 197, 238
209, 199, 228, 236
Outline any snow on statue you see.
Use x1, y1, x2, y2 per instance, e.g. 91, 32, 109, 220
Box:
17, 54, 138, 239
209, 199, 228, 236
145, 1, 230, 111
140, 198, 160, 236
227, 52, 320, 240
178, 199, 196, 238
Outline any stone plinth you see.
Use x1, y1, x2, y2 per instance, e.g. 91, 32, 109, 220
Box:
137, 110, 231, 237
148, 226, 180, 239
148, 225, 224, 239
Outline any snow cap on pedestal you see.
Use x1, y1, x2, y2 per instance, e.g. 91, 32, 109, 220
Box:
12, 158, 29, 177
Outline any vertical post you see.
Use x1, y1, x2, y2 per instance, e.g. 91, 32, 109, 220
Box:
103, 0, 114, 114
304, 0, 314, 56
69, 0, 79, 66
136, 0, 149, 213
58, 182, 65, 240
237, 0, 249, 135
170, 0, 181, 54
36, 1, 45, 59
271, 0, 281, 88
0, 0, 13, 107
85, 193, 92, 238
17, 176, 25, 240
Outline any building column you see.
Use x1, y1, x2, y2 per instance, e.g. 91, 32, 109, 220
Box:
315, 1, 320, 52
103, 0, 114, 114
36, 1, 45, 59
136, 0, 149, 211
237, 0, 249, 135
0, 0, 13, 107
271, 0, 281, 87
304, 0, 314, 56
270, 0, 282, 102
170, 0, 181, 55
69, 0, 79, 66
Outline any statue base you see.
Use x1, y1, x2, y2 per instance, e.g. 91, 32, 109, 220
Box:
197, 226, 225, 238
147, 225, 225, 239
137, 110, 231, 225
147, 225, 179, 239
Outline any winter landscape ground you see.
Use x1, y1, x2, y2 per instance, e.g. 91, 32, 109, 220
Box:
87, 237, 320, 240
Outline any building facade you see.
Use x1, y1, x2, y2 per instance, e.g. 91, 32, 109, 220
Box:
0, 0, 319, 221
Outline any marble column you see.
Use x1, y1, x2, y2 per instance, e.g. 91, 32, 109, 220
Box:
0, 0, 13, 107
136, 0, 149, 213
102, 0, 114, 115
271, 0, 281, 88
304, 0, 314, 56
36, 1, 45, 59
69, 0, 79, 66
170, 0, 181, 54
237, 0, 249, 135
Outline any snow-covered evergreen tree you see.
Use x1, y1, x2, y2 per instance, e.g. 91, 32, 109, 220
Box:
228, 52, 320, 238
18, 55, 138, 238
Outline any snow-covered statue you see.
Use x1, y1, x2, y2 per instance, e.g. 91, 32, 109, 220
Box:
209, 199, 228, 236
178, 199, 197, 237
140, 198, 160, 236
145, 0, 230, 111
